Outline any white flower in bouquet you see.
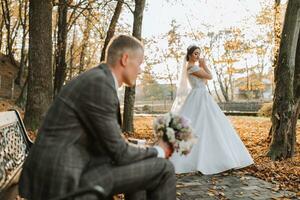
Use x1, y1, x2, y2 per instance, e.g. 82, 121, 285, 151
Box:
178, 140, 194, 155
166, 128, 176, 143
153, 112, 197, 156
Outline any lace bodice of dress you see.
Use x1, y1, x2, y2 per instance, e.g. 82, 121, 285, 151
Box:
187, 65, 206, 89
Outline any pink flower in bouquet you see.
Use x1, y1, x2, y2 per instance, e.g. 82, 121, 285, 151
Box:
153, 113, 197, 155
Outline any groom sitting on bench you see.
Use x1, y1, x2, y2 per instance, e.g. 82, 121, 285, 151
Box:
19, 35, 176, 200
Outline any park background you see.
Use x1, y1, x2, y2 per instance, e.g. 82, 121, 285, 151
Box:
0, 0, 299, 198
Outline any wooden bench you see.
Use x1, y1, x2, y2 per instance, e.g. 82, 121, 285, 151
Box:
0, 109, 32, 200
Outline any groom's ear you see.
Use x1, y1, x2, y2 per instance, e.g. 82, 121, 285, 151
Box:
120, 52, 129, 68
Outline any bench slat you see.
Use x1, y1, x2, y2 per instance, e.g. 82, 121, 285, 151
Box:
0, 111, 19, 127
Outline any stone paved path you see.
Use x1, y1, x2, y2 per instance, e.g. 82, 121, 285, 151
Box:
176, 173, 298, 200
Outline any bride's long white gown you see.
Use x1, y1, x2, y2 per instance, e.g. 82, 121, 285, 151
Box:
170, 65, 253, 175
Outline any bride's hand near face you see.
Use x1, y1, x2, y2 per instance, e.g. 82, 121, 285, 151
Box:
199, 58, 211, 76
199, 58, 206, 68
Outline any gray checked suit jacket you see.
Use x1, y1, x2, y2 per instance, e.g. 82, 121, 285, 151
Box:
19, 64, 158, 200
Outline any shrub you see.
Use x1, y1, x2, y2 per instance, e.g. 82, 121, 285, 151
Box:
142, 105, 151, 112
258, 102, 273, 117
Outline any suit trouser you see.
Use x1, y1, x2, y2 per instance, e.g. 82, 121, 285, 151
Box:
109, 157, 176, 200
79, 157, 176, 200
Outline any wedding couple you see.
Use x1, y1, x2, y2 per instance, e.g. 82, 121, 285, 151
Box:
19, 35, 252, 200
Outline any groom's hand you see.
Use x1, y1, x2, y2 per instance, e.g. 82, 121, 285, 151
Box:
157, 139, 174, 159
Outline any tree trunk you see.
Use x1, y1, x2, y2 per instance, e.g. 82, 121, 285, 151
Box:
216, 69, 229, 102
268, 0, 300, 160
100, 0, 123, 62
16, 76, 28, 109
24, 0, 53, 130
67, 26, 76, 80
229, 75, 234, 101
213, 80, 223, 102
122, 0, 145, 133
15, 0, 29, 85
78, 7, 92, 73
0, 16, 4, 51
273, 0, 281, 68
52, 12, 58, 77
170, 85, 174, 100
1, 0, 14, 64
1, 0, 10, 53
53, 0, 68, 97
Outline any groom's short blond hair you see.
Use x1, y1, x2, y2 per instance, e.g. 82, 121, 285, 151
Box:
105, 35, 144, 66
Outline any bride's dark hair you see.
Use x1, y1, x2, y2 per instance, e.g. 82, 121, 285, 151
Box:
186, 45, 200, 61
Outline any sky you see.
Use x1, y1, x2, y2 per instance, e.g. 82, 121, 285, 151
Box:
143, 0, 262, 38
120, 0, 287, 85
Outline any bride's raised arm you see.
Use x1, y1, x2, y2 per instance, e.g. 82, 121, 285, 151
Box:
189, 67, 212, 80
199, 58, 212, 74
188, 59, 212, 80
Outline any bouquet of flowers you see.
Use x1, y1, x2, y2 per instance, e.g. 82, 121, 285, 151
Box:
153, 112, 197, 155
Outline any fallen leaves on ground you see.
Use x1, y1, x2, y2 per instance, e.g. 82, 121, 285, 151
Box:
0, 100, 22, 113
0, 100, 36, 141
131, 115, 300, 193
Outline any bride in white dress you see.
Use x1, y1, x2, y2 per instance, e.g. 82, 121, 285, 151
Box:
170, 45, 253, 175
